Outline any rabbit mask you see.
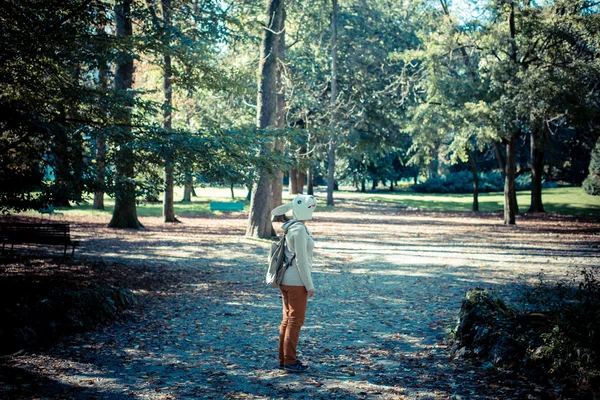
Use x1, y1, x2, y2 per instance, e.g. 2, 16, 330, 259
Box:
271, 195, 317, 220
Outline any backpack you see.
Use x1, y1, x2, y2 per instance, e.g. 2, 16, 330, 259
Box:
266, 221, 302, 288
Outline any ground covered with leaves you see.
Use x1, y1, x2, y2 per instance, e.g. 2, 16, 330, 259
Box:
1, 196, 599, 399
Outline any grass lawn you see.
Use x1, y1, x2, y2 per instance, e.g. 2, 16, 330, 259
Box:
21, 187, 251, 218
17, 186, 600, 218
366, 186, 600, 216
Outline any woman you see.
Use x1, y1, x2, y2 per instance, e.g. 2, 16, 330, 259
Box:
271, 194, 317, 373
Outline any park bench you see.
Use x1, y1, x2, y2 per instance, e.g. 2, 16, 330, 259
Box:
39, 206, 63, 216
209, 201, 245, 212
0, 223, 79, 256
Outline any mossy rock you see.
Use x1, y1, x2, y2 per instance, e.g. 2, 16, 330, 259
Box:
453, 288, 515, 352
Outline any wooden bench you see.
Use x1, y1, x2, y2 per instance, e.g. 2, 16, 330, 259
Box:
39, 206, 63, 216
209, 202, 244, 212
1, 223, 79, 256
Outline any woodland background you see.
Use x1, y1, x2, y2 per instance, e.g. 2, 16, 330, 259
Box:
1, 0, 600, 235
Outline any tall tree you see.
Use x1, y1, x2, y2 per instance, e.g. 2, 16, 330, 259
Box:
93, 36, 109, 210
271, 1, 287, 214
144, 0, 178, 222
108, 0, 143, 229
182, 169, 194, 202
160, 0, 178, 223
326, 0, 338, 206
246, 0, 286, 238
482, 0, 599, 220
502, 0, 520, 225
441, 0, 480, 212
529, 120, 545, 212
583, 137, 600, 195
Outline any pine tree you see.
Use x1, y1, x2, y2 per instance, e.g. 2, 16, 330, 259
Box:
583, 138, 600, 196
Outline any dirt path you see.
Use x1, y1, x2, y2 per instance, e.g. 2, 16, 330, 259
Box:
3, 197, 599, 399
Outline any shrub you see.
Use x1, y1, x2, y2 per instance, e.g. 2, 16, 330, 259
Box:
414, 170, 531, 194
452, 267, 600, 395
583, 175, 600, 195
1, 284, 136, 354
520, 268, 600, 379
583, 138, 600, 196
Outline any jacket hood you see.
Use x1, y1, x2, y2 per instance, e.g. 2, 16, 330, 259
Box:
282, 219, 303, 232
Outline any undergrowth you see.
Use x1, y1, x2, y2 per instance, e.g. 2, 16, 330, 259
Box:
453, 266, 600, 396
518, 267, 600, 390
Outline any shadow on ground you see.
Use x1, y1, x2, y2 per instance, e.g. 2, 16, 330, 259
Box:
1, 200, 599, 399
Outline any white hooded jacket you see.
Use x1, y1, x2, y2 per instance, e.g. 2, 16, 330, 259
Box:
280, 219, 314, 291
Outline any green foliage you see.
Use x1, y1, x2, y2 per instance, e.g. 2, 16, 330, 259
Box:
413, 170, 531, 194
369, 187, 600, 215
1, 280, 135, 354
131, 0, 237, 104
583, 138, 600, 195
583, 175, 600, 196
284, 0, 429, 184
0, 0, 271, 214
454, 269, 600, 394
397, 0, 600, 195
103, 123, 293, 200
519, 268, 600, 388
2, 0, 600, 217
0, 0, 114, 212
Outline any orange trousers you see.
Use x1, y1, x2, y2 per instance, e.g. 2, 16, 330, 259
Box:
278, 285, 308, 365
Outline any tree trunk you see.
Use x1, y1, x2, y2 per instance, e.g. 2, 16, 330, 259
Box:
469, 150, 479, 212
361, 178, 366, 192
271, 169, 285, 223
161, 0, 178, 223
272, 166, 284, 210
246, 0, 285, 238
289, 168, 298, 194
109, 0, 143, 229
182, 169, 193, 202
427, 152, 439, 179
493, 141, 506, 178
529, 124, 545, 213
52, 116, 72, 208
163, 162, 177, 222
307, 166, 314, 195
507, 1, 519, 218
93, 129, 106, 210
297, 171, 306, 193
504, 133, 518, 225
326, 0, 338, 207
53, 60, 85, 208
271, 21, 286, 211
494, 140, 517, 208
93, 33, 108, 210
72, 127, 85, 203
230, 182, 235, 200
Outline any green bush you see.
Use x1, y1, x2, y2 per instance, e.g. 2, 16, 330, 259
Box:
521, 267, 600, 379
583, 175, 600, 196
582, 138, 600, 196
414, 170, 531, 193
453, 267, 600, 395
1, 284, 135, 354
